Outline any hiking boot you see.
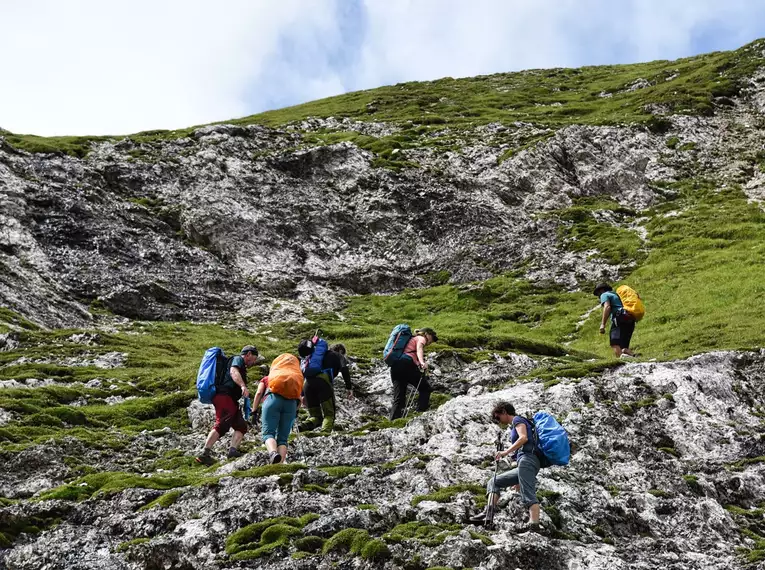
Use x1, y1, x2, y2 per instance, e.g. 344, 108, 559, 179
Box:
195, 448, 215, 466
227, 447, 243, 459
269, 451, 282, 464
619, 352, 636, 359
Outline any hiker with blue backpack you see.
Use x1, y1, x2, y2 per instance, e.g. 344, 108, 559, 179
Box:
296, 335, 354, 432
195, 345, 260, 466
468, 402, 570, 529
384, 326, 437, 420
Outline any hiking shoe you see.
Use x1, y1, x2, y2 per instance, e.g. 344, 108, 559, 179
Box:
227, 447, 243, 459
195, 449, 215, 466
619, 353, 636, 359
269, 451, 281, 464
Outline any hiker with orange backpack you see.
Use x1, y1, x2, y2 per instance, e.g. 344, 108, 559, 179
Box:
195, 345, 259, 465
594, 283, 645, 358
384, 326, 438, 420
261, 353, 304, 464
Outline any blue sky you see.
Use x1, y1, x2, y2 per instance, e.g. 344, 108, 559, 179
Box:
1, 0, 765, 136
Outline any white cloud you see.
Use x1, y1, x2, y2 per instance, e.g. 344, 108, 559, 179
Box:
1, 0, 763, 136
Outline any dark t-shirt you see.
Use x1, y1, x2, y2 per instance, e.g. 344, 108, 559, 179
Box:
216, 355, 247, 402
509, 416, 536, 459
321, 351, 353, 390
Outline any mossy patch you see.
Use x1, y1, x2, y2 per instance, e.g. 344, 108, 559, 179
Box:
138, 489, 184, 511
294, 535, 325, 553
226, 514, 319, 560
411, 483, 486, 507
323, 528, 391, 561
116, 537, 151, 553
384, 521, 462, 546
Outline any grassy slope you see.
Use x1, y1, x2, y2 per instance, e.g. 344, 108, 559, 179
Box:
4, 39, 764, 157
2, 176, 763, 452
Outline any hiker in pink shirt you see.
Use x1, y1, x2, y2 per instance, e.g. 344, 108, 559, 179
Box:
389, 327, 437, 419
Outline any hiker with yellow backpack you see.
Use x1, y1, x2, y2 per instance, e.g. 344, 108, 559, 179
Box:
593, 283, 645, 358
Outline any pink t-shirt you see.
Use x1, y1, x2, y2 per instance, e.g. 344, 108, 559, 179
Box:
403, 335, 426, 366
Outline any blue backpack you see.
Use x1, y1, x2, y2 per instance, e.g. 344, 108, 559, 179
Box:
531, 412, 570, 466
196, 347, 227, 404
383, 324, 413, 366
301, 337, 330, 378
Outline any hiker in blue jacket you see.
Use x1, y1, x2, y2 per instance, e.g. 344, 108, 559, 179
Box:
469, 401, 543, 530
594, 283, 636, 359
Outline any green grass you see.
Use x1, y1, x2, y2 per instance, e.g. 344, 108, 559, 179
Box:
570, 180, 765, 360
549, 197, 644, 266
6, 39, 763, 161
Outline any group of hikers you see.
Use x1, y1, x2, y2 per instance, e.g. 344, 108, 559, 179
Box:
194, 282, 642, 528
195, 327, 439, 467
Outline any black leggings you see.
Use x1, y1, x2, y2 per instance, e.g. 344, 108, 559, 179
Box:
389, 359, 432, 420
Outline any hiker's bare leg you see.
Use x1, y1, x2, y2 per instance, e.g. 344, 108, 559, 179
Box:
204, 429, 220, 449
277, 444, 288, 462
230, 430, 244, 449
529, 503, 540, 524
611, 345, 622, 357
265, 437, 278, 453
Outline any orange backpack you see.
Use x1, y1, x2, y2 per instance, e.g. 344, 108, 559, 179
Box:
267, 354, 304, 400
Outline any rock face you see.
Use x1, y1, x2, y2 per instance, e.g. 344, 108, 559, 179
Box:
2, 350, 765, 569
3, 80, 764, 328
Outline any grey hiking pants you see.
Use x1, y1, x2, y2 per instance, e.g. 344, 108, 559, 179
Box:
487, 453, 540, 507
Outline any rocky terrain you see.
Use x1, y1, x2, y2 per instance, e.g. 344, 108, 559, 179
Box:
1, 40, 765, 569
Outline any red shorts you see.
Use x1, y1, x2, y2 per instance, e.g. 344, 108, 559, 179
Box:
212, 394, 248, 436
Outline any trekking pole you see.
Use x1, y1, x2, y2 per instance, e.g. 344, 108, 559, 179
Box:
485, 430, 503, 528
403, 371, 426, 418
291, 418, 304, 464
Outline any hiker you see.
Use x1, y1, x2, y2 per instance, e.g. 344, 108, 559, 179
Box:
389, 327, 437, 420
594, 283, 636, 358
297, 338, 354, 432
196, 345, 259, 465
262, 353, 304, 464
469, 401, 543, 529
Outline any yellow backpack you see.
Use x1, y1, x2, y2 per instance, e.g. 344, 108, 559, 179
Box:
616, 285, 645, 322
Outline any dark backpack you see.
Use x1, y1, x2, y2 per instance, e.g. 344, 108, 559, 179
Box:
383, 324, 413, 366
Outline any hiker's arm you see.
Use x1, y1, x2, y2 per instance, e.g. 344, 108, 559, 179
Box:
600, 302, 611, 333
252, 381, 267, 409
230, 367, 250, 398
498, 424, 528, 458
416, 337, 428, 370
340, 366, 353, 391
